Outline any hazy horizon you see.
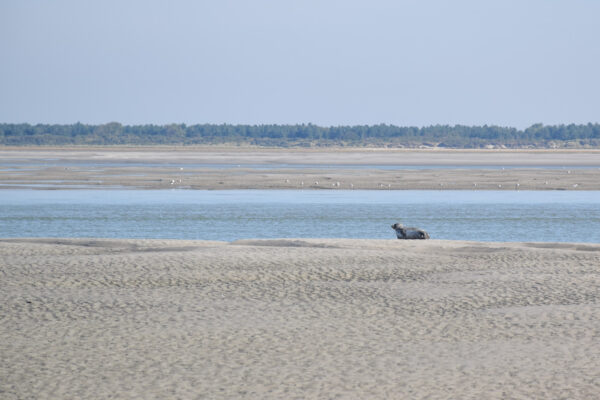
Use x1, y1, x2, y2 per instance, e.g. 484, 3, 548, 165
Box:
2, 1, 599, 129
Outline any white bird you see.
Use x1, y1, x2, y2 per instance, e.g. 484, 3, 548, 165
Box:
498, 184, 502, 188
314, 181, 319, 185
350, 183, 354, 189
573, 183, 579, 188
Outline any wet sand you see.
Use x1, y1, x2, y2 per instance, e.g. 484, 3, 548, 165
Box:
1, 147, 600, 189
2, 146, 600, 166
1, 238, 599, 399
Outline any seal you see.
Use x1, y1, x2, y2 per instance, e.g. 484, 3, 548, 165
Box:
391, 222, 430, 239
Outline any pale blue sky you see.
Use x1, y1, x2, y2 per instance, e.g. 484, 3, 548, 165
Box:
1, 0, 599, 128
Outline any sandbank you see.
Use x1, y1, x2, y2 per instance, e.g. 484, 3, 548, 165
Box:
1, 147, 600, 190
2, 146, 600, 165
2, 238, 599, 399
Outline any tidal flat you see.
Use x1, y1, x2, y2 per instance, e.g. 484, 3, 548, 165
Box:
1, 147, 600, 190
1, 238, 599, 399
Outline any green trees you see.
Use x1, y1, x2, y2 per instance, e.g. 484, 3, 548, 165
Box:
0, 123, 598, 148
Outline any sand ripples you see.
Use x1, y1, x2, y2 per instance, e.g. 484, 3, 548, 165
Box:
1, 238, 600, 399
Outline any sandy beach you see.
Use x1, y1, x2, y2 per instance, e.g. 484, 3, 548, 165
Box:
1, 147, 600, 190
2, 238, 599, 399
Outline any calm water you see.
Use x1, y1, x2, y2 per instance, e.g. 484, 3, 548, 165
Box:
1, 189, 600, 243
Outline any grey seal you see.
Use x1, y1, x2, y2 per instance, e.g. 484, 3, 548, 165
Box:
391, 223, 430, 239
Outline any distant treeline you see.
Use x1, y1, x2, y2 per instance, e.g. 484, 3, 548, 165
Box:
1, 122, 600, 148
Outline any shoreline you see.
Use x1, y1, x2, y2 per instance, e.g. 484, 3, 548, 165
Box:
2, 236, 599, 245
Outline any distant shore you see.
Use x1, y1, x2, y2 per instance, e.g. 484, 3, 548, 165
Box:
2, 237, 599, 398
3, 146, 600, 165
1, 147, 600, 190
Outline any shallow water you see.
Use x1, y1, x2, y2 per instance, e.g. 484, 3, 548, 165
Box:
1, 189, 599, 242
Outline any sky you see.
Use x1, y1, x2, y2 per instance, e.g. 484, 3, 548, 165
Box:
1, 0, 599, 128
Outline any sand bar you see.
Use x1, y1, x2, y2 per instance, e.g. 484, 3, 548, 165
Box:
1, 147, 600, 189
1, 238, 599, 399
2, 146, 600, 165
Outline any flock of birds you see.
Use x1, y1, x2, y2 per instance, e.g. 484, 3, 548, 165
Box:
282, 179, 581, 190
165, 179, 581, 189
164, 179, 581, 189
163, 167, 582, 189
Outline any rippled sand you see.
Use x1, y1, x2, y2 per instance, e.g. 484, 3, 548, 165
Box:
2, 238, 600, 399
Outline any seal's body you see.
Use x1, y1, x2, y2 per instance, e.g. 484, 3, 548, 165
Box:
391, 223, 430, 239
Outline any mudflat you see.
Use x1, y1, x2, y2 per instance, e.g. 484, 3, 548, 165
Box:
1, 147, 600, 190
2, 146, 600, 165
1, 238, 599, 399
